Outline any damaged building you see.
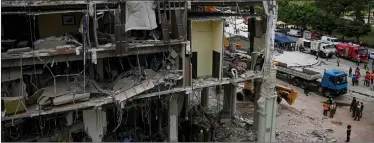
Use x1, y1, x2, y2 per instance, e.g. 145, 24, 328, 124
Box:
1, 0, 278, 142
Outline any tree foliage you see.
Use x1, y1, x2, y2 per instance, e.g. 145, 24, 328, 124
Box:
278, 0, 372, 38
335, 18, 372, 40
278, 2, 337, 34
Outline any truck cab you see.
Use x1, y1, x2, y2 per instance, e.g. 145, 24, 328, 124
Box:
319, 69, 348, 97
310, 40, 335, 58
321, 36, 340, 45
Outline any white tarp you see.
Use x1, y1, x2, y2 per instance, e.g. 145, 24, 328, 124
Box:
125, 1, 157, 32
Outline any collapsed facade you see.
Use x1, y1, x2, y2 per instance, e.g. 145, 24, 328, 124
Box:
1, 0, 278, 142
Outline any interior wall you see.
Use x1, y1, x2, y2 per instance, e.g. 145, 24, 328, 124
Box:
211, 20, 223, 79
38, 13, 82, 38
191, 20, 223, 78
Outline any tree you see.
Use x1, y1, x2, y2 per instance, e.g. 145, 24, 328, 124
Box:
278, 2, 337, 34
315, 0, 352, 17
335, 18, 372, 42
315, 0, 368, 22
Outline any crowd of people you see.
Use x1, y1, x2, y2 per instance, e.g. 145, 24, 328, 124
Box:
349, 66, 374, 90
321, 97, 364, 142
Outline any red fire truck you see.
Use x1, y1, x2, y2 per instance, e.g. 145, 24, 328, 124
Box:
335, 43, 369, 63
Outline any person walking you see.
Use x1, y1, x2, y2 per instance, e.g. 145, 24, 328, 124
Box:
352, 101, 359, 118
345, 125, 352, 142
350, 97, 356, 112
349, 67, 352, 77
352, 74, 356, 86
357, 57, 360, 66
356, 74, 360, 86
323, 102, 329, 116
360, 102, 364, 117
337, 57, 340, 67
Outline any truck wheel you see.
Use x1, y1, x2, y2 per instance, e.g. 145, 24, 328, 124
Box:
293, 78, 300, 86
324, 90, 331, 97
300, 81, 308, 89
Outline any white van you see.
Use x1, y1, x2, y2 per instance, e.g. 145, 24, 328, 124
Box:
287, 29, 301, 37
320, 36, 340, 45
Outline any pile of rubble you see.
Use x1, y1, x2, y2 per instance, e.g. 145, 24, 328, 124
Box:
276, 105, 337, 143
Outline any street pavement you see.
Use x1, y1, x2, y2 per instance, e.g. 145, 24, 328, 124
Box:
317, 56, 374, 98
276, 32, 374, 97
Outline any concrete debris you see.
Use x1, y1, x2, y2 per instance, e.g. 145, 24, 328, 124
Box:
276, 104, 337, 143
6, 47, 31, 54
53, 93, 90, 106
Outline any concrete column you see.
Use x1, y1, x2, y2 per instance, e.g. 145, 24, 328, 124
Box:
257, 1, 278, 142
222, 84, 237, 118
168, 94, 179, 142
82, 107, 107, 142
201, 87, 210, 108
253, 78, 263, 130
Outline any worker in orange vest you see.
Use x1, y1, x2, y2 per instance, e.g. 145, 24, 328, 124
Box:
323, 102, 329, 116
364, 72, 370, 87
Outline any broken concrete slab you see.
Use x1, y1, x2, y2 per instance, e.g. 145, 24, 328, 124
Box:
169, 48, 179, 59
53, 93, 90, 106
115, 79, 156, 103
6, 47, 31, 54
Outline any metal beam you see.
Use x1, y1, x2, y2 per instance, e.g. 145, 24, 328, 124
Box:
188, 12, 264, 17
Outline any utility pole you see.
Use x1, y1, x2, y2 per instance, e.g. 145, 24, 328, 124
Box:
256, 0, 277, 142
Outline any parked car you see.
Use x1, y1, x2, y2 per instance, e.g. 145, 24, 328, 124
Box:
320, 36, 340, 45
286, 29, 301, 37
369, 52, 374, 60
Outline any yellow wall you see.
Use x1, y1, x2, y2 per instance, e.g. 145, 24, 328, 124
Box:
38, 13, 82, 38
191, 20, 223, 77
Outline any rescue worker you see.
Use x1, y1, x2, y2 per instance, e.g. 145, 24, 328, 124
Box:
356, 67, 360, 75
337, 57, 340, 67
352, 101, 359, 118
323, 102, 329, 116
350, 97, 356, 112
346, 125, 352, 142
329, 102, 337, 118
349, 67, 352, 77
365, 72, 370, 87
354, 102, 361, 121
